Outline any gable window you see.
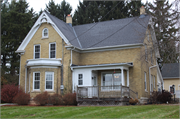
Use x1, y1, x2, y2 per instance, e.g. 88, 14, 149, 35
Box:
49, 43, 56, 58
33, 72, 40, 90
144, 72, 147, 91
45, 72, 54, 90
78, 74, 83, 85
34, 45, 40, 59
145, 44, 148, 61
102, 72, 121, 90
42, 28, 48, 38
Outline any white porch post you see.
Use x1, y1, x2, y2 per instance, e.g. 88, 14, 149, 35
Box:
127, 70, 129, 87
121, 68, 125, 86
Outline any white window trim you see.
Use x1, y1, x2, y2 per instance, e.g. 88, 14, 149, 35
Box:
78, 73, 83, 86
101, 71, 121, 91
45, 72, 54, 91
34, 44, 40, 59
42, 28, 48, 39
49, 42, 56, 59
144, 72, 147, 91
33, 72, 40, 91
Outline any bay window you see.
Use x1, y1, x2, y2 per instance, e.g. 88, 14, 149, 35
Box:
45, 72, 54, 90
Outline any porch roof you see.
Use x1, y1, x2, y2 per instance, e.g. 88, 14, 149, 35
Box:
71, 62, 133, 70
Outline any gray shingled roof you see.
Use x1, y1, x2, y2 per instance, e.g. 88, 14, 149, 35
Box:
162, 63, 179, 78
46, 11, 150, 49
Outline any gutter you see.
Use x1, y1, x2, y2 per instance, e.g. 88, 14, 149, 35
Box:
65, 43, 143, 52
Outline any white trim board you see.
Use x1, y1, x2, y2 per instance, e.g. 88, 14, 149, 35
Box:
16, 11, 71, 53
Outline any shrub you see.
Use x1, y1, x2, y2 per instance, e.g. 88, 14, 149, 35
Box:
33, 92, 50, 106
157, 90, 172, 103
148, 90, 172, 104
1, 84, 19, 103
62, 93, 77, 105
129, 98, 138, 105
13, 92, 30, 105
49, 94, 63, 105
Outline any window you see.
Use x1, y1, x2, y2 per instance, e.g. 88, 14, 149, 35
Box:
145, 44, 148, 61
151, 49, 153, 64
33, 72, 40, 90
78, 74, 83, 85
45, 72, 54, 90
34, 45, 40, 59
151, 75, 153, 92
49, 43, 56, 58
102, 72, 121, 90
144, 72, 147, 91
42, 28, 48, 38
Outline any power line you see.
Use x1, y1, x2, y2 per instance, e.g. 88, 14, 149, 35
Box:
87, 17, 138, 48
68, 1, 123, 43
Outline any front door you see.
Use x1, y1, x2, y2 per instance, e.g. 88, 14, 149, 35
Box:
92, 72, 98, 97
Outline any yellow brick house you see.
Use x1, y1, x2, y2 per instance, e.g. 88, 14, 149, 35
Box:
16, 7, 163, 105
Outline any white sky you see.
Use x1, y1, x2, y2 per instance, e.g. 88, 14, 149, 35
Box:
7, 0, 176, 15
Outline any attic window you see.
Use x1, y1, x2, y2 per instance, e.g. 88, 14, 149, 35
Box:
42, 28, 48, 38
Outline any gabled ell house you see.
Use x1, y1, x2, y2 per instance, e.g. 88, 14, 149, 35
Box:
16, 6, 163, 104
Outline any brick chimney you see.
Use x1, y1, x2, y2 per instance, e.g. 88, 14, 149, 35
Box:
66, 14, 72, 25
140, 6, 146, 15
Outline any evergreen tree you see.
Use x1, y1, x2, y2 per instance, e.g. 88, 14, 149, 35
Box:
1, 0, 37, 84
46, 0, 72, 22
72, 1, 143, 25
147, 0, 179, 66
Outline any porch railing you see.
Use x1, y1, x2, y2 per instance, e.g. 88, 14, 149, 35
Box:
76, 85, 138, 102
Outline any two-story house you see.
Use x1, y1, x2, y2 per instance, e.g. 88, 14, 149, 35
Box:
16, 6, 163, 105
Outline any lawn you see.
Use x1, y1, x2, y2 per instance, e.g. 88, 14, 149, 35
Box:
1, 105, 179, 118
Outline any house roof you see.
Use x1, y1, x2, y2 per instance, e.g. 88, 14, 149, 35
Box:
162, 63, 179, 79
45, 11, 150, 49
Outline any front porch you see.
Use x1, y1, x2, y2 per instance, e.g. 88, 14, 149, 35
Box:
71, 63, 138, 105
76, 85, 138, 106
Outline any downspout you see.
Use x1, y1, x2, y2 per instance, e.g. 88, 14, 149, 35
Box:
70, 47, 75, 92
18, 54, 22, 87
149, 65, 157, 93
61, 40, 64, 94
25, 65, 27, 93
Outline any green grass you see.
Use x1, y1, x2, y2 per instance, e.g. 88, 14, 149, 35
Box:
1, 105, 179, 118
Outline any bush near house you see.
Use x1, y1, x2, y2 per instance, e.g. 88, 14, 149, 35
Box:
1, 84, 19, 103
62, 93, 77, 105
13, 92, 30, 105
129, 98, 139, 105
49, 94, 63, 105
33, 92, 77, 106
148, 90, 172, 104
33, 92, 50, 106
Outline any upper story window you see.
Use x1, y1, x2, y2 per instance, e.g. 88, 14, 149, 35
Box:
151, 49, 153, 64
145, 44, 148, 61
49, 42, 56, 58
34, 45, 40, 59
42, 28, 48, 38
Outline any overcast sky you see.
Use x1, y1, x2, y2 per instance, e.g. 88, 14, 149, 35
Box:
7, 0, 176, 14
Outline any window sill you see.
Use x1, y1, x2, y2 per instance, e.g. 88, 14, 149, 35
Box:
145, 90, 148, 93
31, 90, 41, 93
44, 90, 55, 93
41, 37, 49, 39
